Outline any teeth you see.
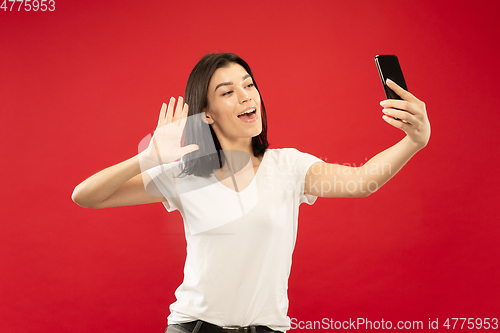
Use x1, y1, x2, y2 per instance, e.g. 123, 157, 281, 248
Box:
239, 108, 255, 116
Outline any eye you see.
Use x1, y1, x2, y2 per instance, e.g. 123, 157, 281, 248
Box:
246, 83, 255, 88
222, 90, 233, 96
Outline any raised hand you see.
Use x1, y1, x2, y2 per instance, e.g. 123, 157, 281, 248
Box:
380, 79, 431, 149
140, 97, 199, 168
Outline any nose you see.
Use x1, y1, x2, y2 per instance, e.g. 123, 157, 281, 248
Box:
236, 87, 250, 104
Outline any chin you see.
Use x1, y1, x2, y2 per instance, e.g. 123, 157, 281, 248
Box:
249, 124, 263, 138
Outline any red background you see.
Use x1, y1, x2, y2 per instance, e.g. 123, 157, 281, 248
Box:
1, 0, 499, 332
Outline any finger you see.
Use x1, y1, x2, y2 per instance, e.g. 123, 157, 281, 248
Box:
382, 114, 410, 130
178, 104, 189, 128
157, 103, 167, 127
165, 97, 175, 124
380, 99, 420, 115
381, 98, 427, 119
382, 108, 415, 124
180, 144, 199, 155
182, 102, 189, 118
386, 79, 420, 103
172, 96, 184, 122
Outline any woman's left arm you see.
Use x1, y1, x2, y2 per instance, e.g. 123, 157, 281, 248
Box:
305, 79, 431, 198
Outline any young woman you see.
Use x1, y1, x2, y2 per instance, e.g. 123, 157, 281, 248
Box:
72, 53, 430, 333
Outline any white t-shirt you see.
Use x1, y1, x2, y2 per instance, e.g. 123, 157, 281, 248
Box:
146, 148, 321, 332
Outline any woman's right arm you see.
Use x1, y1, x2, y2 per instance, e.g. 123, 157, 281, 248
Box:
71, 155, 164, 209
72, 97, 198, 209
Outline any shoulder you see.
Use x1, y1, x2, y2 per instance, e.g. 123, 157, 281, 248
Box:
263, 149, 322, 175
264, 148, 304, 160
143, 162, 182, 196
264, 148, 319, 162
145, 161, 181, 178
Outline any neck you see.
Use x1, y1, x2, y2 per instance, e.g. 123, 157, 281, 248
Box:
218, 136, 254, 156
216, 137, 263, 173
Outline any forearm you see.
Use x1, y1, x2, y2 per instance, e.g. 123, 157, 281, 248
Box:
72, 154, 142, 208
307, 136, 423, 198
357, 135, 422, 195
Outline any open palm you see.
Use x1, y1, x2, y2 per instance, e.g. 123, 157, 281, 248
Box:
141, 97, 199, 167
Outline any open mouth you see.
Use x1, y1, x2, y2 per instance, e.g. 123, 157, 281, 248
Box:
237, 108, 257, 122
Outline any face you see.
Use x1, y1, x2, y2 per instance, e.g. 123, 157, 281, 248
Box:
205, 63, 262, 147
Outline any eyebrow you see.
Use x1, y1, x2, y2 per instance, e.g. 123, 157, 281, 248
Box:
214, 74, 251, 92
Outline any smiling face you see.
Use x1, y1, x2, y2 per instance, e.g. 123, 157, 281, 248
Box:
204, 63, 262, 149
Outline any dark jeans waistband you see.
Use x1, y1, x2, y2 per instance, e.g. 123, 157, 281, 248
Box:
168, 320, 283, 333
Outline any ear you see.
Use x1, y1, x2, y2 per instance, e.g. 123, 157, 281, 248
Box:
201, 110, 214, 124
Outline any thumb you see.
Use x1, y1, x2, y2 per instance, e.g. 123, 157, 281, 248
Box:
180, 144, 199, 155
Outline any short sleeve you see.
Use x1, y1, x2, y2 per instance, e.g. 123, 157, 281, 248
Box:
286, 148, 322, 205
145, 163, 180, 212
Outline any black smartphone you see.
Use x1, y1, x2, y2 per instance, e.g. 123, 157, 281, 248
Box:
375, 54, 408, 100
